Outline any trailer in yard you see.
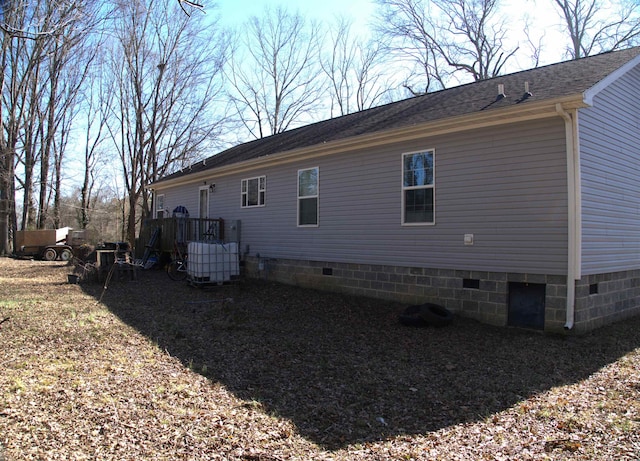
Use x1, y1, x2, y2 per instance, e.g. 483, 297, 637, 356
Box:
15, 228, 87, 261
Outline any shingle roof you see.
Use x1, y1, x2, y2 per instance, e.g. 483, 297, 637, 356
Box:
157, 47, 640, 184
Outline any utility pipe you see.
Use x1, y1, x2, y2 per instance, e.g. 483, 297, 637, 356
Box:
556, 103, 582, 330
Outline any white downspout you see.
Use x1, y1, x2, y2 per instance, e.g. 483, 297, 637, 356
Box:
556, 103, 582, 330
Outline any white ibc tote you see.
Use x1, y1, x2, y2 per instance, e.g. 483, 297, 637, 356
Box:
187, 241, 239, 283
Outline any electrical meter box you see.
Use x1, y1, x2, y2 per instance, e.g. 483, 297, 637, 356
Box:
228, 220, 241, 243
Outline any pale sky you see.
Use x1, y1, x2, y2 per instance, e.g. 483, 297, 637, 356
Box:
213, 0, 376, 30
211, 0, 565, 67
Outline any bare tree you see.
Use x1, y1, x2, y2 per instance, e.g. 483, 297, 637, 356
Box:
38, 2, 98, 229
105, 0, 229, 244
15, 51, 42, 230
375, 0, 519, 92
0, 0, 81, 39
440, 0, 518, 79
522, 18, 545, 68
78, 59, 112, 231
322, 17, 394, 116
1, 0, 98, 260
374, 0, 445, 93
227, 6, 325, 139
176, 0, 204, 16
552, 0, 640, 59
1, 1, 44, 252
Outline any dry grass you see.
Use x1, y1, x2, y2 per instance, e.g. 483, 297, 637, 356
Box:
0, 257, 639, 460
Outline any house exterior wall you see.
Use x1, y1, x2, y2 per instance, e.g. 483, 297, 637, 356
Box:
242, 255, 571, 333
153, 182, 201, 219
569, 64, 640, 331
184, 118, 569, 276
156, 117, 576, 332
574, 270, 640, 332
155, 106, 640, 333
150, 57, 640, 333
242, 256, 640, 334
580, 64, 640, 274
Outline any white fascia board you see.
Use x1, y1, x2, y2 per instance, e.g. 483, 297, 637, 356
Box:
152, 95, 586, 191
584, 54, 640, 105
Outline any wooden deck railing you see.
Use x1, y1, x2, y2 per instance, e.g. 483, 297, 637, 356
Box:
137, 217, 225, 257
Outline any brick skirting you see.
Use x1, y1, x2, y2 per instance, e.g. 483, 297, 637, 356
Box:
244, 256, 640, 333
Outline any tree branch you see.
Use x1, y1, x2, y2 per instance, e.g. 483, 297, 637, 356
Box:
177, 0, 205, 16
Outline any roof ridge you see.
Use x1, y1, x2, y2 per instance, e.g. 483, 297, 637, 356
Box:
230, 46, 640, 142
154, 46, 640, 185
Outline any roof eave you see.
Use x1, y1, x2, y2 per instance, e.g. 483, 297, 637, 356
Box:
151, 94, 587, 190
584, 52, 640, 105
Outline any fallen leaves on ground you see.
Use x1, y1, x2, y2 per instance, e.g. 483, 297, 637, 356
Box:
0, 258, 638, 460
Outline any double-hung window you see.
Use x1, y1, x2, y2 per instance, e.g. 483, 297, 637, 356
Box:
298, 167, 319, 226
402, 150, 434, 224
241, 176, 266, 207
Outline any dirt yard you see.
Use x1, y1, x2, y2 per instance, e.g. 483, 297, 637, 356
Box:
0, 257, 639, 460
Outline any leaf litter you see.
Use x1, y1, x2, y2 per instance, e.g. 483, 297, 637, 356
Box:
0, 258, 639, 460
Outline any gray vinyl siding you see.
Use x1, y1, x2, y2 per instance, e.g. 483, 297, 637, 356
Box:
179, 118, 568, 275
579, 64, 640, 274
154, 183, 201, 218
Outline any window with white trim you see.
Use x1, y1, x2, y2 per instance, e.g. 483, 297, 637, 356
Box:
241, 176, 266, 207
156, 194, 165, 219
298, 167, 318, 226
402, 150, 434, 224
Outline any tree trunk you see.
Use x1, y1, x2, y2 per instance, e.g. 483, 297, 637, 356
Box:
127, 192, 138, 245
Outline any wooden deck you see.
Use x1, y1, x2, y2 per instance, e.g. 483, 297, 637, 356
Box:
137, 217, 225, 257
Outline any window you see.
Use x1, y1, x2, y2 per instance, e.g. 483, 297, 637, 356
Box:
155, 194, 165, 219
402, 150, 434, 224
298, 167, 318, 226
241, 176, 266, 207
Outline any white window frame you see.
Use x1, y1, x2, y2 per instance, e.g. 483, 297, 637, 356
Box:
155, 193, 165, 219
402, 149, 435, 226
297, 167, 319, 227
241, 175, 266, 208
